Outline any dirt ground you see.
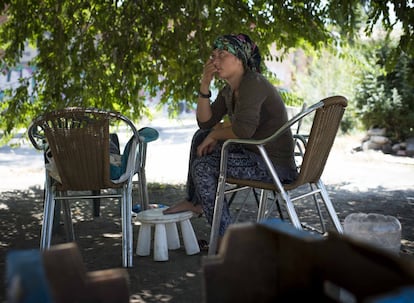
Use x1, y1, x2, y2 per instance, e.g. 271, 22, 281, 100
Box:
1, 134, 414, 302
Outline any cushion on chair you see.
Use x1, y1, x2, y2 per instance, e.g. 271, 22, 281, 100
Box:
110, 135, 134, 180
110, 127, 159, 181
138, 126, 159, 143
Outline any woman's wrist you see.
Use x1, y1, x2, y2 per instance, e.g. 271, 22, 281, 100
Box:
198, 90, 211, 98
199, 78, 211, 93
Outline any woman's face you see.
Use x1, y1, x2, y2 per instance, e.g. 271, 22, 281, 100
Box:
210, 49, 243, 80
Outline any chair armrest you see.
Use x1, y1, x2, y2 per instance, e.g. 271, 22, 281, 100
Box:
293, 134, 308, 146
221, 101, 324, 151
27, 123, 47, 151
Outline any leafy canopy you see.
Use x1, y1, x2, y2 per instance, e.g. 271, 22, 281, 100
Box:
0, 0, 412, 136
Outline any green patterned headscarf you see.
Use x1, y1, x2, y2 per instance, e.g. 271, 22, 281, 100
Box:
213, 33, 262, 73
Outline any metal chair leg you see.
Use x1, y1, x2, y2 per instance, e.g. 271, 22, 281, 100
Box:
52, 198, 61, 234
61, 200, 75, 242
273, 192, 285, 220
140, 167, 149, 210
41, 184, 55, 249
92, 190, 100, 217
208, 175, 227, 255
317, 180, 343, 233
121, 182, 134, 267
309, 183, 327, 233
257, 190, 269, 221
258, 146, 302, 230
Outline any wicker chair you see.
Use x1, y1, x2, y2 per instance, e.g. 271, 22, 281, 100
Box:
28, 107, 142, 267
225, 102, 308, 221
208, 96, 347, 255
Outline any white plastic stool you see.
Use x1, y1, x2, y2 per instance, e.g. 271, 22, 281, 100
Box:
135, 208, 200, 261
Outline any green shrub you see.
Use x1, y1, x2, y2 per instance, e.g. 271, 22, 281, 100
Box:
354, 46, 414, 141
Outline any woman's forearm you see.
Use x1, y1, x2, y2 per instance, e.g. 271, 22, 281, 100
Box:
209, 126, 238, 141
197, 58, 216, 122
196, 96, 212, 122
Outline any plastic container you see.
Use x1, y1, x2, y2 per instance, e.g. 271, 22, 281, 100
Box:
344, 213, 401, 254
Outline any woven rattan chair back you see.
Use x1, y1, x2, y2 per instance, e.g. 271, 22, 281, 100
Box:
285, 96, 347, 190
38, 108, 113, 191
28, 107, 143, 267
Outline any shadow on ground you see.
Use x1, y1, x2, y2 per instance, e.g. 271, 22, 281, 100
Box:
1, 182, 413, 302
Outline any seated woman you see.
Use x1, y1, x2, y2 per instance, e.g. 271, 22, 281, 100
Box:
164, 33, 298, 244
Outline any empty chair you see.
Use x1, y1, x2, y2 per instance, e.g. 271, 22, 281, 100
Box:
28, 107, 143, 267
